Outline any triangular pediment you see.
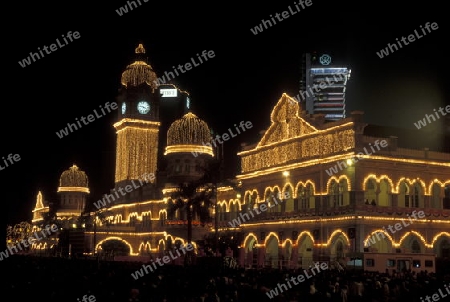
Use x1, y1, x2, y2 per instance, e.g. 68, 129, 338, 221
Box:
257, 93, 318, 147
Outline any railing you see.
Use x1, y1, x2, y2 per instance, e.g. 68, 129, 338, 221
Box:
220, 204, 450, 224
165, 220, 211, 227
354, 205, 450, 217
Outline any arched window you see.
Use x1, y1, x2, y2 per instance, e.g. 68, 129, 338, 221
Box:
444, 185, 450, 209
441, 240, 450, 258
412, 185, 420, 208
299, 186, 309, 209
175, 159, 181, 174
403, 183, 410, 207
184, 159, 191, 173
336, 241, 344, 260
411, 240, 421, 253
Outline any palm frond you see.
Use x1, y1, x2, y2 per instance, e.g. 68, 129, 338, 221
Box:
167, 197, 186, 216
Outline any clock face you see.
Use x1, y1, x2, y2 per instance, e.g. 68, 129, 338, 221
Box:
137, 101, 150, 114
121, 102, 126, 114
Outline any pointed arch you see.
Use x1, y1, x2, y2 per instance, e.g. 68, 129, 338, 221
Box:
242, 233, 259, 248
363, 174, 394, 193
395, 177, 426, 194
428, 179, 450, 195
398, 231, 427, 251
229, 199, 242, 211
295, 180, 317, 197
326, 175, 351, 193
282, 182, 295, 197
295, 231, 315, 245
325, 229, 350, 247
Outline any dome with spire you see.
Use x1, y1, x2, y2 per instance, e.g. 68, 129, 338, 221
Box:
57, 164, 90, 193
121, 43, 158, 89
165, 112, 214, 156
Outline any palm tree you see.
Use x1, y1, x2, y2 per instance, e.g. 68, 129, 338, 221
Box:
167, 161, 219, 265
168, 181, 215, 240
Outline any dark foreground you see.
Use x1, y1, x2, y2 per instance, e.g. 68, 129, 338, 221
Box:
4, 255, 450, 302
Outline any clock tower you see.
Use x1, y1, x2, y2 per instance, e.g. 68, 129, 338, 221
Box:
114, 43, 161, 197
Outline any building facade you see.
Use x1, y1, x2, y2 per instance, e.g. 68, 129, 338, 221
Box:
30, 45, 450, 270
232, 93, 450, 269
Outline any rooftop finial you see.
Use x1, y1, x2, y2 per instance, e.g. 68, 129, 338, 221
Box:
135, 43, 146, 54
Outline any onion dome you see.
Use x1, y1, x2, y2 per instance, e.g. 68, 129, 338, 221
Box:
165, 112, 214, 156
121, 43, 158, 89
57, 164, 90, 193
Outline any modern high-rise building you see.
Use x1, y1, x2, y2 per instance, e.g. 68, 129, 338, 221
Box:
300, 52, 351, 121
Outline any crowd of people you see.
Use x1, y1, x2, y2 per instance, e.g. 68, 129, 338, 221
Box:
4, 254, 449, 302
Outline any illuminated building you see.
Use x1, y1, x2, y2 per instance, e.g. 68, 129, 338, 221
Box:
115, 43, 161, 192
299, 52, 351, 121
30, 45, 450, 269
234, 94, 450, 269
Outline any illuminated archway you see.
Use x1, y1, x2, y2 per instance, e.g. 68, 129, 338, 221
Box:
283, 184, 295, 213
399, 232, 425, 253
297, 231, 314, 269
378, 178, 392, 206
96, 237, 133, 256
330, 234, 349, 261
363, 230, 393, 253
283, 240, 293, 269
265, 234, 279, 268
243, 233, 258, 268
296, 182, 314, 210
430, 183, 441, 209
364, 177, 377, 204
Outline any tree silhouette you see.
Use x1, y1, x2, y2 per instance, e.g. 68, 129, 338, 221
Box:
167, 159, 222, 265
77, 207, 112, 255
168, 181, 215, 240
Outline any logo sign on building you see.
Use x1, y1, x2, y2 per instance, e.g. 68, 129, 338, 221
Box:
160, 88, 178, 97
319, 54, 332, 65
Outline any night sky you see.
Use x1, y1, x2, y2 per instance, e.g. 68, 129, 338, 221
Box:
5, 1, 449, 226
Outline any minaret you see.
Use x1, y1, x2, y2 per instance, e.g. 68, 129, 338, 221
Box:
114, 43, 161, 194
31, 191, 49, 224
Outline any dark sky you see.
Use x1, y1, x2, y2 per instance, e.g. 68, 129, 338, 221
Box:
4, 0, 449, 225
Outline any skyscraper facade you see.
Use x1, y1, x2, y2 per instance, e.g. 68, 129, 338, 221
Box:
300, 52, 351, 121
